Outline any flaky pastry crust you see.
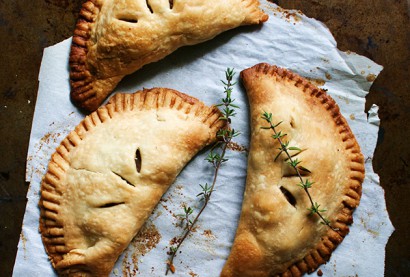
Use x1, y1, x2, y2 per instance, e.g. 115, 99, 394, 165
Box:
70, 0, 268, 111
221, 63, 364, 277
39, 88, 225, 276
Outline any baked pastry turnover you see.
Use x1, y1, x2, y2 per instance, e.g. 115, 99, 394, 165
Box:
39, 88, 224, 276
221, 64, 364, 277
70, 0, 268, 111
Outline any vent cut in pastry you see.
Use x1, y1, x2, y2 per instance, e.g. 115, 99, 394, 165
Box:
39, 88, 225, 276
70, 0, 268, 111
221, 63, 364, 277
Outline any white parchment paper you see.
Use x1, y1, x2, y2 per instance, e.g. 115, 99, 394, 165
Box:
14, 2, 394, 276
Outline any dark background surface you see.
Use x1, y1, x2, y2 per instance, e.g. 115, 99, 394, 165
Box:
0, 0, 408, 276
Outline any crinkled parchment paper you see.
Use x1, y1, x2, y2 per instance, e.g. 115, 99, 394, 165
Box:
14, 1, 394, 276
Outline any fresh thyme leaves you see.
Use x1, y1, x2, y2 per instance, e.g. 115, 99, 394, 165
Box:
261, 111, 337, 230
165, 68, 239, 275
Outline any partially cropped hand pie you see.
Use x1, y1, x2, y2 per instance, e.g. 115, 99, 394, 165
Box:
39, 88, 225, 276
221, 63, 365, 277
69, 0, 268, 111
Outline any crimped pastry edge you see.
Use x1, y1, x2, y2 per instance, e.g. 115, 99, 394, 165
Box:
239, 63, 365, 277
39, 88, 225, 275
68, 0, 268, 112
69, 0, 100, 112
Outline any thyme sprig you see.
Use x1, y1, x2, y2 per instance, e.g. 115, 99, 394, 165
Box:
261, 111, 337, 230
165, 68, 239, 274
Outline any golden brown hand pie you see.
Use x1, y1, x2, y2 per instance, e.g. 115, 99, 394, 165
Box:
70, 0, 268, 111
39, 88, 224, 276
221, 63, 364, 277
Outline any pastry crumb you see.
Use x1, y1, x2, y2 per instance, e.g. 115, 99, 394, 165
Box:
227, 141, 248, 152
122, 222, 161, 276
203, 229, 216, 239
169, 236, 182, 247
366, 73, 377, 82
306, 77, 325, 86
189, 271, 198, 277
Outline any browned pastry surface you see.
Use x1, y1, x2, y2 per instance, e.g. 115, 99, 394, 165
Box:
221, 63, 364, 277
69, 0, 268, 111
39, 88, 225, 276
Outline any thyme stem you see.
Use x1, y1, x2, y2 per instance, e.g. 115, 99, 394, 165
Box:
166, 68, 238, 274
165, 143, 227, 275
261, 112, 337, 231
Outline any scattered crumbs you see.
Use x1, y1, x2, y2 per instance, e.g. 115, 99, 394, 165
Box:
202, 229, 216, 239
337, 95, 350, 105
27, 128, 66, 181
4, 106, 7, 108
360, 217, 380, 237
175, 185, 183, 190
122, 250, 137, 277
160, 203, 175, 217
20, 232, 27, 259
122, 222, 161, 276
189, 271, 199, 277
345, 50, 352, 54
169, 236, 182, 247
28, 100, 31, 104
283, 10, 302, 22
36, 131, 62, 153
322, 58, 330, 63
68, 111, 75, 116
361, 70, 366, 75
317, 269, 323, 276
306, 77, 325, 86
350, 114, 356, 120
112, 268, 119, 276
163, 204, 169, 210
39, 132, 61, 146
227, 141, 248, 152
366, 73, 377, 82
368, 65, 371, 69
325, 72, 332, 80
367, 228, 380, 237
42, 133, 51, 144
263, 4, 302, 23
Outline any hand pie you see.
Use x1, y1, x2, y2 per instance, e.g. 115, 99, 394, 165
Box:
39, 88, 224, 276
70, 0, 268, 111
221, 64, 364, 277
